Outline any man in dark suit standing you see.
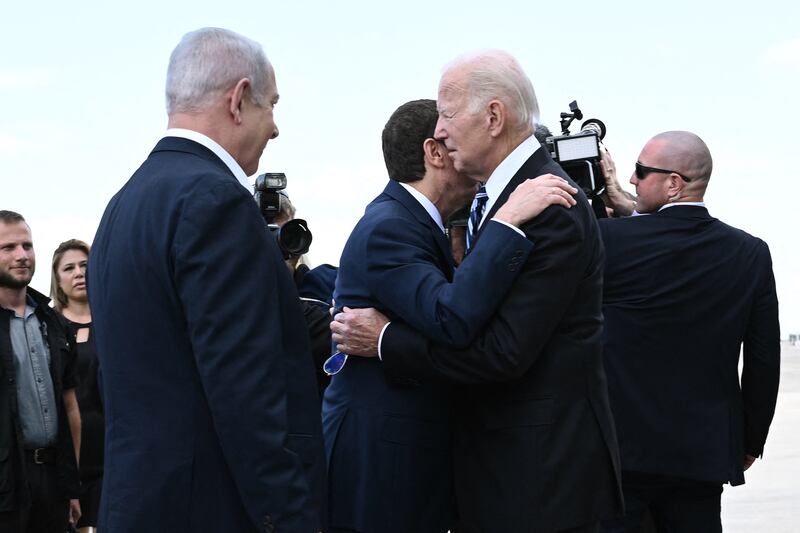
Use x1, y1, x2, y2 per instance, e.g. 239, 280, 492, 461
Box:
88, 28, 324, 533
332, 50, 623, 533
597, 131, 781, 532
323, 99, 577, 533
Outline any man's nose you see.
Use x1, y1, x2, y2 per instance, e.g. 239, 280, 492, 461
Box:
271, 123, 279, 140
434, 118, 447, 140
629, 172, 638, 186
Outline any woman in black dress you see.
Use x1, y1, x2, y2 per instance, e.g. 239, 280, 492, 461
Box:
51, 239, 103, 533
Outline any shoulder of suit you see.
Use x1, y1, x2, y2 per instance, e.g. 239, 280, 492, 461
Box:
137, 151, 249, 199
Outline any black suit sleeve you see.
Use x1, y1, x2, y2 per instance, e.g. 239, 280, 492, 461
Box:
301, 300, 333, 370
381, 205, 597, 384
741, 241, 781, 457
300, 299, 333, 395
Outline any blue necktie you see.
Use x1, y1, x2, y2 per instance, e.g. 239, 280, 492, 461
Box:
466, 186, 488, 253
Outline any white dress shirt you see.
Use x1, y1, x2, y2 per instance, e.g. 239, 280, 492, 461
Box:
164, 128, 252, 192
478, 134, 540, 232
399, 182, 445, 233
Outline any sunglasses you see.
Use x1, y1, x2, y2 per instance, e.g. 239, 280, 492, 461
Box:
323, 350, 348, 376
635, 162, 693, 183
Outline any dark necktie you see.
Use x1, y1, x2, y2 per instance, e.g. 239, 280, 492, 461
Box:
466, 186, 488, 253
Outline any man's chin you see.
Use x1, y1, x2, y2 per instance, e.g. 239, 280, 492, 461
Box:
0, 273, 32, 290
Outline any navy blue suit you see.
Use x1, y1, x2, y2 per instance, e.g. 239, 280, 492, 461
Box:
378, 149, 624, 533
89, 137, 325, 533
322, 180, 533, 532
599, 206, 780, 485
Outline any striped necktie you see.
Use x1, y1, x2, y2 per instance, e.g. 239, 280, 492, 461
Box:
466, 186, 488, 252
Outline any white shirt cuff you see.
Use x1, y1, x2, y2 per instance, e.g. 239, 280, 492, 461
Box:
377, 321, 391, 361
490, 217, 526, 237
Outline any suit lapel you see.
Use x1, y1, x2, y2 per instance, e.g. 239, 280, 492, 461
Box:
383, 180, 455, 274
473, 148, 553, 246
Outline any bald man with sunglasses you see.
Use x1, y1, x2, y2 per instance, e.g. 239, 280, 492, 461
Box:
597, 131, 781, 532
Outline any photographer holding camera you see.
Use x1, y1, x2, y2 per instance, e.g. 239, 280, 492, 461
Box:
269, 190, 337, 398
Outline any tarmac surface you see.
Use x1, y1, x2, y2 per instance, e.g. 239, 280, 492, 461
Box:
721, 341, 799, 532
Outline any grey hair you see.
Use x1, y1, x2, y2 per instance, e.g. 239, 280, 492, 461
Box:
445, 49, 539, 133
166, 27, 272, 114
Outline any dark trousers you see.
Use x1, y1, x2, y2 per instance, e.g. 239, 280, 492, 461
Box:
559, 521, 600, 533
333, 524, 599, 533
600, 471, 722, 533
0, 458, 69, 533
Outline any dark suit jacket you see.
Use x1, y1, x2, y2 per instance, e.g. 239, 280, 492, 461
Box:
88, 137, 325, 533
322, 180, 533, 532
0, 289, 81, 512
379, 148, 624, 533
599, 205, 780, 485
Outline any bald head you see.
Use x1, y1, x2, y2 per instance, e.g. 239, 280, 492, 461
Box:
648, 131, 713, 183
631, 131, 713, 213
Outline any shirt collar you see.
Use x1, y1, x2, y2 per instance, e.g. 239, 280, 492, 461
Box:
631, 201, 706, 216
480, 135, 540, 228
2, 293, 37, 319
659, 201, 706, 211
164, 128, 251, 192
398, 182, 445, 233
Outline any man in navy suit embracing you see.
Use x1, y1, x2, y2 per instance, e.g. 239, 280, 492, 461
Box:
89, 28, 324, 533
599, 131, 781, 532
332, 51, 623, 533
323, 99, 577, 533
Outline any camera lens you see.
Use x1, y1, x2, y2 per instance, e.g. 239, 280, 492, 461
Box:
279, 219, 312, 255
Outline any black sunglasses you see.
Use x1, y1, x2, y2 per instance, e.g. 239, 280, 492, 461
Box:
635, 162, 693, 183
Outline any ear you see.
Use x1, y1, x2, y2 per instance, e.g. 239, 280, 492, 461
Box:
228, 78, 251, 124
423, 138, 446, 169
666, 173, 685, 201
486, 99, 506, 138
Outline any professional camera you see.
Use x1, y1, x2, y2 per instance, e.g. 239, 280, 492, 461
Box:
253, 172, 313, 259
546, 101, 607, 201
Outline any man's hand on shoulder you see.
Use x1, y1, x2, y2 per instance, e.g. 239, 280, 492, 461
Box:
330, 307, 388, 357
494, 174, 577, 228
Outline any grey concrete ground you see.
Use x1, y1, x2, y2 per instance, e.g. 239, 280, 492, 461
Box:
722, 341, 800, 532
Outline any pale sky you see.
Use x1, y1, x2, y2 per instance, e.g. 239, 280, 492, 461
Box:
2, 0, 799, 336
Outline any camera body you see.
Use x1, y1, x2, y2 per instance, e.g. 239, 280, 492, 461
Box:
545, 101, 607, 200
254, 172, 287, 223
253, 172, 313, 259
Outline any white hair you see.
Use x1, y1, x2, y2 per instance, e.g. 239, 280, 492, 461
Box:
166, 27, 272, 114
444, 49, 539, 132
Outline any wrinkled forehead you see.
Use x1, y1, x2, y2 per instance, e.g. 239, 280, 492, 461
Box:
438, 65, 471, 97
